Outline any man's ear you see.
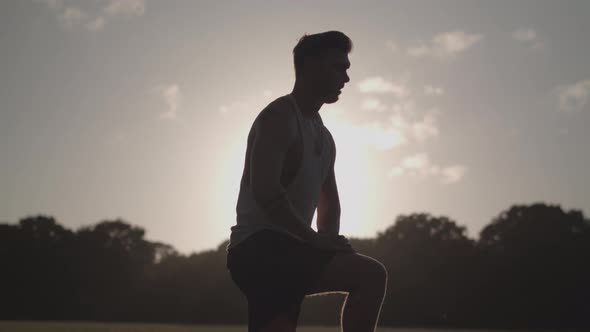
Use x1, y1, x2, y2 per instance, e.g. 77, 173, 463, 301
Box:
303, 54, 322, 74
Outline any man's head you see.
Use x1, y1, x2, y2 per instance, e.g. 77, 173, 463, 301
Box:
293, 31, 352, 104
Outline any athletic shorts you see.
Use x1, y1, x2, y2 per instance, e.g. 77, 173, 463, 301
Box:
226, 229, 336, 332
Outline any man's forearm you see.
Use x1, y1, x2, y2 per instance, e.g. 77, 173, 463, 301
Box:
317, 207, 341, 235
260, 192, 317, 242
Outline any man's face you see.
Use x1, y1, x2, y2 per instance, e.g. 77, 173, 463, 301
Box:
308, 49, 351, 104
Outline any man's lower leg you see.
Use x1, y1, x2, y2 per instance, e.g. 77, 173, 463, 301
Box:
340, 284, 386, 332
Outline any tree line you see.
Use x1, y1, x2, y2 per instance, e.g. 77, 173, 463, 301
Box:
1, 202, 588, 329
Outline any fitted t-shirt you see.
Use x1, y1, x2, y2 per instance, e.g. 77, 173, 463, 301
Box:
226, 94, 334, 251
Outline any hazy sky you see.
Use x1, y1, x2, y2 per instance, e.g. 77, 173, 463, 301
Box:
2, 0, 589, 254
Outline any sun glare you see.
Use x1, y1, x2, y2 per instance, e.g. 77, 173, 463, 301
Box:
319, 105, 382, 238
218, 101, 383, 240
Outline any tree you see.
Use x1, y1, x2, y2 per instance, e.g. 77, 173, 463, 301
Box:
374, 213, 476, 326
74, 219, 157, 320
477, 203, 590, 328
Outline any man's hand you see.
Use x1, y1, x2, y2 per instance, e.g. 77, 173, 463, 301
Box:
310, 232, 355, 253
334, 234, 352, 247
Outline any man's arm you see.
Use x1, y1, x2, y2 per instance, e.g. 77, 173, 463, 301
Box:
249, 105, 318, 242
316, 132, 341, 235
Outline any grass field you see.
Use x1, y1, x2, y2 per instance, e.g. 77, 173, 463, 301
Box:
0, 322, 515, 332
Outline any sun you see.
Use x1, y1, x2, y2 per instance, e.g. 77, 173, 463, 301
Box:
317, 105, 381, 238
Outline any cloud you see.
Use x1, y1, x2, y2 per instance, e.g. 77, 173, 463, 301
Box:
356, 77, 441, 146
357, 121, 407, 150
440, 165, 467, 184
388, 109, 411, 128
512, 27, 545, 49
104, 0, 145, 17
321, 108, 408, 152
385, 40, 399, 53
406, 45, 430, 57
424, 85, 444, 96
35, 0, 145, 31
58, 7, 89, 28
221, 85, 440, 156
86, 16, 106, 31
358, 76, 410, 97
387, 153, 439, 178
387, 153, 467, 184
155, 84, 181, 119
391, 100, 416, 115
401, 153, 432, 170
388, 104, 441, 143
361, 97, 388, 112
556, 80, 590, 113
411, 109, 440, 141
512, 28, 536, 42
218, 90, 274, 116
406, 31, 482, 60
325, 104, 440, 152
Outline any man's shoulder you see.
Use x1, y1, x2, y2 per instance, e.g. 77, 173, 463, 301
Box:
258, 95, 293, 119
254, 95, 298, 133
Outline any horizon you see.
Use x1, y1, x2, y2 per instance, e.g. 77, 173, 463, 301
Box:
3, 200, 583, 255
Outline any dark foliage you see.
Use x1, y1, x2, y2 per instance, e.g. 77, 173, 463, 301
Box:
1, 202, 588, 329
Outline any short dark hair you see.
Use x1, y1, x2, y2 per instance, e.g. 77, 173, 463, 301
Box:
293, 31, 353, 78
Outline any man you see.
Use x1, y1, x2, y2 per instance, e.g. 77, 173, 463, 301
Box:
226, 31, 387, 332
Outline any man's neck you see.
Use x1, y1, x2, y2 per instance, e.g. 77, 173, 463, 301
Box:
290, 83, 323, 118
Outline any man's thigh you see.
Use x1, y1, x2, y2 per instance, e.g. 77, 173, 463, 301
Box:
304, 252, 387, 296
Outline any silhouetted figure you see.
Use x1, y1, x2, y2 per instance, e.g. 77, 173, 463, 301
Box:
226, 31, 387, 332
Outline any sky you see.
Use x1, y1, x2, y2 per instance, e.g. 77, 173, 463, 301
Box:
1, 0, 589, 254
